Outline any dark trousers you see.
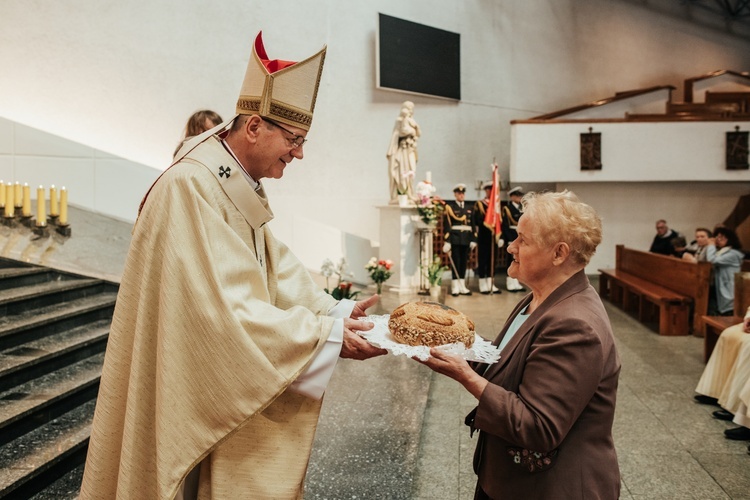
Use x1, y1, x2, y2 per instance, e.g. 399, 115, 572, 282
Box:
450, 244, 469, 279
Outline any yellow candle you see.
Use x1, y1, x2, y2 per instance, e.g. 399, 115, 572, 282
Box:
22, 183, 31, 216
5, 184, 14, 217
14, 182, 21, 208
36, 185, 46, 227
0, 180, 5, 207
50, 185, 58, 216
59, 186, 68, 225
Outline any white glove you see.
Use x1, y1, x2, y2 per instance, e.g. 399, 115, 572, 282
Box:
469, 241, 477, 250
497, 238, 505, 248
442, 242, 451, 254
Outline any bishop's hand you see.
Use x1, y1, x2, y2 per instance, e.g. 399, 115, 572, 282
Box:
340, 318, 386, 360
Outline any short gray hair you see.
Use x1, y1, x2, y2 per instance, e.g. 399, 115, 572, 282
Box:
522, 190, 602, 266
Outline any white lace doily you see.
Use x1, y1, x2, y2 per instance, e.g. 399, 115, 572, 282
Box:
359, 314, 501, 364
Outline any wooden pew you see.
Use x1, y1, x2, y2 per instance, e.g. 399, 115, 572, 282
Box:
701, 272, 750, 362
599, 245, 712, 335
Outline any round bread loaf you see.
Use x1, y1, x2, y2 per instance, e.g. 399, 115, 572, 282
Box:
388, 301, 475, 347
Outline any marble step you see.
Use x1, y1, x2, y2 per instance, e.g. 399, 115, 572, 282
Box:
0, 267, 61, 290
0, 399, 93, 499
0, 352, 103, 446
29, 463, 83, 500
0, 279, 113, 316
0, 292, 117, 350
0, 319, 110, 393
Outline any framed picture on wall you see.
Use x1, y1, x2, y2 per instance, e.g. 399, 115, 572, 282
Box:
726, 127, 749, 170
580, 128, 602, 170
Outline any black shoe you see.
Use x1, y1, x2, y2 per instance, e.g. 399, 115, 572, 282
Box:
724, 426, 750, 440
694, 394, 719, 406
480, 291, 490, 295
712, 409, 735, 421
460, 291, 472, 296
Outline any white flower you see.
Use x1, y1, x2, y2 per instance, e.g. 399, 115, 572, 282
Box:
415, 181, 436, 199
320, 258, 335, 278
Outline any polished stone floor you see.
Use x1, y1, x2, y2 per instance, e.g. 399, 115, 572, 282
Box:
3, 208, 749, 499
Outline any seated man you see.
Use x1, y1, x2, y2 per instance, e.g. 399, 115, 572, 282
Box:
694, 306, 750, 443
649, 219, 680, 255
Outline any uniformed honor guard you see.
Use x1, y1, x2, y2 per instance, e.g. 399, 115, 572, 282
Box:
502, 186, 526, 292
442, 183, 477, 296
473, 181, 503, 294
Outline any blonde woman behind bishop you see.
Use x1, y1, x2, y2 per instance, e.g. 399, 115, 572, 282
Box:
173, 109, 223, 157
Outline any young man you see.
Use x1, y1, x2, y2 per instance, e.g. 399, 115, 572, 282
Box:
80, 32, 385, 500
443, 183, 476, 296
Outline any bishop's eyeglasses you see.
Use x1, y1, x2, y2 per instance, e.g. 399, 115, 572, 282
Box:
262, 117, 307, 148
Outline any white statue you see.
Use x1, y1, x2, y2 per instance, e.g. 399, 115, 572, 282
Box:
387, 101, 421, 202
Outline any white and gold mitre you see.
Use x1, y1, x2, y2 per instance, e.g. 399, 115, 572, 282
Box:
236, 32, 326, 131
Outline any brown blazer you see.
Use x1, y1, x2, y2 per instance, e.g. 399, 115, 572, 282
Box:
470, 270, 621, 499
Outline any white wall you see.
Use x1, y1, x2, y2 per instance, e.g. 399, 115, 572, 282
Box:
0, 117, 159, 222
512, 121, 750, 182
1, 0, 750, 269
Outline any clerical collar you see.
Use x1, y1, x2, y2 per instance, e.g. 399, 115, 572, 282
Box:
221, 139, 261, 191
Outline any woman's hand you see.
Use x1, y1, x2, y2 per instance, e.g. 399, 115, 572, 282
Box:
417, 348, 488, 400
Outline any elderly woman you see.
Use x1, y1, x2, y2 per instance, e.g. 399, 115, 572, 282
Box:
420, 191, 620, 499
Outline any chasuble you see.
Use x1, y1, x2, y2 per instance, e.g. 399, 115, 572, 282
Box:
80, 136, 339, 499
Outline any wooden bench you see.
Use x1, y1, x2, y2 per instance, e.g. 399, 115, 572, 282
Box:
599, 245, 711, 336
701, 272, 750, 362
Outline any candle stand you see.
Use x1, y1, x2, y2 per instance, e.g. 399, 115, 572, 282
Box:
2, 216, 17, 228
55, 224, 72, 237
32, 223, 50, 239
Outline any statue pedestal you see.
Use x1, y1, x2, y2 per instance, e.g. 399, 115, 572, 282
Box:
378, 205, 425, 294
378, 206, 437, 294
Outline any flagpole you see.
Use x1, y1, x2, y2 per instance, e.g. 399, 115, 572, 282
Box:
490, 161, 497, 295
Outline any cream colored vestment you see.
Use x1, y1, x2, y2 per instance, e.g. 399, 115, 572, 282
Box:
80, 136, 338, 499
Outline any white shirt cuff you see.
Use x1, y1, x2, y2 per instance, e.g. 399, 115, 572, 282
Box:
289, 299, 356, 399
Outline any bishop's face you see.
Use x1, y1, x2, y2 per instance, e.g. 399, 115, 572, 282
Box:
252, 119, 306, 180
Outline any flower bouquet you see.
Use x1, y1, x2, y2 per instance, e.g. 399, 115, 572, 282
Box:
365, 257, 394, 295
415, 180, 444, 227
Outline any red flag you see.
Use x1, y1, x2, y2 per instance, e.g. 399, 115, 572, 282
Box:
483, 163, 502, 236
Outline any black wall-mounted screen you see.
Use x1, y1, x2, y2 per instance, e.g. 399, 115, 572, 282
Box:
377, 13, 461, 101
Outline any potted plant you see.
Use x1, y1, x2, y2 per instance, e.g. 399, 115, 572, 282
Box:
321, 257, 360, 300
423, 256, 449, 299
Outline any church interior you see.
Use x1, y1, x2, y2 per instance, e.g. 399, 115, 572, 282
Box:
1, 0, 750, 498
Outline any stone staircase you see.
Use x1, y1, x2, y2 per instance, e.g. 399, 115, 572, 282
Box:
0, 257, 118, 499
